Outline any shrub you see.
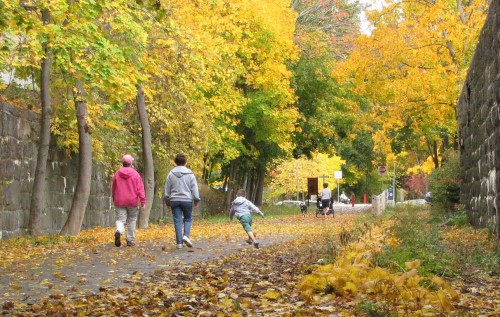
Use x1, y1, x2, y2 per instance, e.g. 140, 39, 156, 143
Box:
428, 150, 460, 213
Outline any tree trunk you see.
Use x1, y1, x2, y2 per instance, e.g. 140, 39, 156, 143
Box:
427, 139, 440, 168
60, 82, 92, 236
28, 9, 51, 236
224, 161, 237, 210
254, 166, 265, 206
136, 85, 154, 228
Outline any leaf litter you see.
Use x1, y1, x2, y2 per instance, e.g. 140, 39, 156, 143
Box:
0, 211, 498, 316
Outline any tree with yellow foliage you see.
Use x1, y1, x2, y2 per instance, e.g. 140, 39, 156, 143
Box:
267, 152, 345, 200
334, 0, 489, 173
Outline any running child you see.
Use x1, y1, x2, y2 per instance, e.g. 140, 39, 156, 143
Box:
229, 189, 264, 249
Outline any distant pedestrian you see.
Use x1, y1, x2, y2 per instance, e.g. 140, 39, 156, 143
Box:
351, 193, 356, 207
164, 153, 200, 249
229, 189, 264, 249
340, 191, 349, 204
112, 154, 146, 247
320, 183, 332, 217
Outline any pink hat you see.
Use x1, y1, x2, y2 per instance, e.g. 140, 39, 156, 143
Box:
122, 154, 134, 164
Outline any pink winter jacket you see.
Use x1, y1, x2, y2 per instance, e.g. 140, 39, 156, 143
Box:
112, 167, 146, 207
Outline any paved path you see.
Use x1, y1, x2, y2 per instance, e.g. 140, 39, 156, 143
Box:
0, 233, 296, 305
0, 205, 372, 306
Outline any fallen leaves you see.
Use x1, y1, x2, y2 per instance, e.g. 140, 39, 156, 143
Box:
0, 212, 498, 316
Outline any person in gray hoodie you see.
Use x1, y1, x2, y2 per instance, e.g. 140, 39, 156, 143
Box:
164, 153, 201, 249
229, 189, 264, 249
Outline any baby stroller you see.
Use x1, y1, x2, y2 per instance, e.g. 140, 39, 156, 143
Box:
316, 197, 334, 217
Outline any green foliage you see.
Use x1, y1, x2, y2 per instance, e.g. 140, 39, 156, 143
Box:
428, 150, 460, 213
356, 300, 392, 317
371, 204, 499, 279
373, 205, 457, 277
448, 207, 470, 227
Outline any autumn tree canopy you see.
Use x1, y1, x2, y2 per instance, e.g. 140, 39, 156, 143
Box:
0, 0, 491, 211
333, 0, 488, 173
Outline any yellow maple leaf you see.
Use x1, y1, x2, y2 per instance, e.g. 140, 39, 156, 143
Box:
263, 290, 281, 300
405, 259, 422, 269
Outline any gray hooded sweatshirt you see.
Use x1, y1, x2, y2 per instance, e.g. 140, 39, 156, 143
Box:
164, 166, 200, 202
229, 196, 264, 220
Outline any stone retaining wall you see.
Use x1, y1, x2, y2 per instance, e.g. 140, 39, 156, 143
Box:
0, 101, 167, 239
457, 0, 500, 237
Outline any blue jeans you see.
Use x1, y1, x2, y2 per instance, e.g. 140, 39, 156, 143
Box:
170, 201, 193, 244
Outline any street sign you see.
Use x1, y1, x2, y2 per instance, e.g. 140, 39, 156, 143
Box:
334, 171, 342, 179
378, 166, 387, 176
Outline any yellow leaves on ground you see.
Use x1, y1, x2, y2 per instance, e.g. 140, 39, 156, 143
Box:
298, 221, 460, 315
1, 213, 497, 316
263, 289, 281, 300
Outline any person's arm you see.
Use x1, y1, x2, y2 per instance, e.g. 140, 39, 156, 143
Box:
248, 201, 264, 217
229, 204, 235, 220
137, 175, 146, 207
111, 174, 116, 202
163, 175, 171, 206
190, 175, 201, 207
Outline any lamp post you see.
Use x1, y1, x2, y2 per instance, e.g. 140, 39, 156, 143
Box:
295, 160, 299, 201
393, 162, 396, 203
334, 171, 343, 202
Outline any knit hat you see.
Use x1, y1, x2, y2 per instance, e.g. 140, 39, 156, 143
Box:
122, 154, 134, 164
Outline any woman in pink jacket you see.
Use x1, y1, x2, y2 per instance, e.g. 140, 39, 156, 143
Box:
112, 154, 146, 247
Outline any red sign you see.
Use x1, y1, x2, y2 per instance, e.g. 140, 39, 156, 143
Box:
378, 166, 387, 176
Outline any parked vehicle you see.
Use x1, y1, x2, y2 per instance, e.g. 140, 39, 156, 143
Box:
282, 200, 303, 206
274, 200, 303, 206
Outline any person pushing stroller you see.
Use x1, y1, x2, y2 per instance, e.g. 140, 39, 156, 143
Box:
229, 189, 264, 249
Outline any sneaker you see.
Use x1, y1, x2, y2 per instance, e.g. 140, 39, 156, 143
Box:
245, 239, 253, 245
114, 231, 121, 247
253, 241, 260, 249
182, 236, 193, 248
176, 244, 183, 249
126, 241, 135, 247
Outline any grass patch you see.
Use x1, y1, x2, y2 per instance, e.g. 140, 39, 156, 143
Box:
356, 300, 393, 317
371, 204, 499, 277
199, 204, 302, 223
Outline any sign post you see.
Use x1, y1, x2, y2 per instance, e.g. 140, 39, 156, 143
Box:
334, 171, 342, 203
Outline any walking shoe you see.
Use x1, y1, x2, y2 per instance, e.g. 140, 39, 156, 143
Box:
176, 244, 183, 249
114, 231, 121, 247
182, 236, 193, 248
126, 241, 135, 247
253, 241, 260, 249
245, 238, 253, 245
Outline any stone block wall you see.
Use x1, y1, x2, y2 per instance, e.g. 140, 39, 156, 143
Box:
457, 0, 500, 237
0, 101, 167, 239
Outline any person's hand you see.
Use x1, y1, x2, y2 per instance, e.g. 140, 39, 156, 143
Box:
194, 201, 200, 208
